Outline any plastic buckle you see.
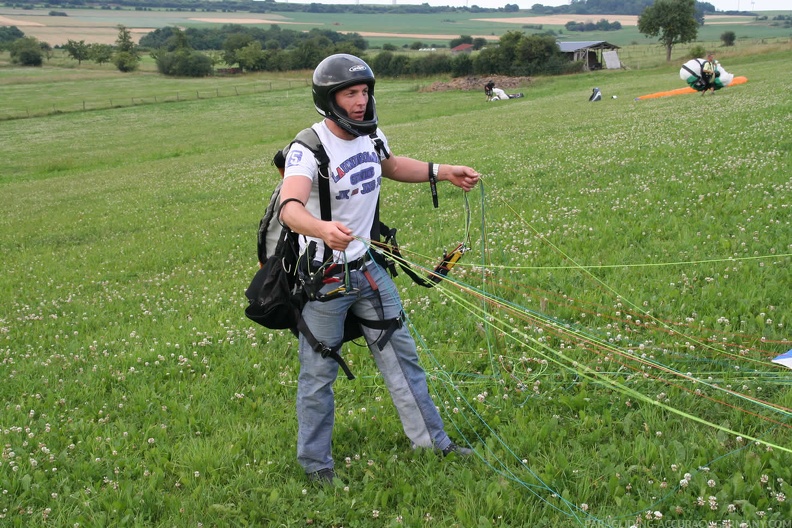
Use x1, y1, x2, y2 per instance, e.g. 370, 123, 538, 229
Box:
431, 243, 468, 282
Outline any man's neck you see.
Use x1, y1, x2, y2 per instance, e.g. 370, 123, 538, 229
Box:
325, 118, 355, 140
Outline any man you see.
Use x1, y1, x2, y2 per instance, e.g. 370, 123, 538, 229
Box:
279, 53, 479, 484
700, 53, 720, 95
485, 80, 521, 102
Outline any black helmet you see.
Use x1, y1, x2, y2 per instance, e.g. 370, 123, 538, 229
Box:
312, 54, 378, 137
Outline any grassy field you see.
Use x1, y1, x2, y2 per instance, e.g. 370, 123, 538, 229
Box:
1, 42, 791, 527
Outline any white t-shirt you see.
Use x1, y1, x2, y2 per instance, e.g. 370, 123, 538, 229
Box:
283, 122, 390, 263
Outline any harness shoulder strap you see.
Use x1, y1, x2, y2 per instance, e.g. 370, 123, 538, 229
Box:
368, 132, 390, 244
288, 128, 334, 262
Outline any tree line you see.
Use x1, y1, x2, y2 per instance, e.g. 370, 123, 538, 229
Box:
5, 0, 732, 17
1, 0, 730, 74
143, 25, 577, 78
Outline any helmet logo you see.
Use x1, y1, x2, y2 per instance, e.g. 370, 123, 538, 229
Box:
349, 65, 367, 72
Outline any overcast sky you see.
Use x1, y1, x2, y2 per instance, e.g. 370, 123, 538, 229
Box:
276, 0, 789, 12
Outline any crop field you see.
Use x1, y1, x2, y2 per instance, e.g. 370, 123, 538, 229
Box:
1, 33, 791, 528
2, 5, 791, 48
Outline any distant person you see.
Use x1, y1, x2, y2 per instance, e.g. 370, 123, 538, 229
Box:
700, 52, 721, 95
680, 54, 737, 95
484, 80, 523, 102
681, 53, 724, 94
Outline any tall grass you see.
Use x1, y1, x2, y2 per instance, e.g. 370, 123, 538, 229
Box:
0, 47, 790, 526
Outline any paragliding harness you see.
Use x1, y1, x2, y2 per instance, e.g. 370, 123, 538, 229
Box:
244, 128, 468, 380
683, 59, 718, 92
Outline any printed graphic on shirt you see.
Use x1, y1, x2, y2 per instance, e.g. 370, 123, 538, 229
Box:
332, 150, 382, 201
287, 150, 303, 166
332, 151, 381, 183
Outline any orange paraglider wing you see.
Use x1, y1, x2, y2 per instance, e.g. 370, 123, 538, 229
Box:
635, 76, 748, 101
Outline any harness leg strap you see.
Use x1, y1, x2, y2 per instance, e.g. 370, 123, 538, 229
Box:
296, 316, 355, 380
357, 313, 404, 351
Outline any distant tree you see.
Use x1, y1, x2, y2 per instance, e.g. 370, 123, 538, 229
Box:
40, 41, 53, 61
449, 35, 473, 49
138, 26, 176, 50
155, 49, 213, 77
468, 30, 566, 76
288, 38, 326, 70
0, 26, 25, 50
333, 40, 365, 56
472, 37, 487, 50
166, 26, 191, 51
90, 43, 114, 66
530, 3, 550, 14
638, 0, 698, 62
687, 44, 706, 59
721, 30, 736, 46
64, 39, 90, 65
371, 50, 394, 76
235, 41, 266, 72
222, 32, 254, 69
153, 28, 213, 77
388, 54, 410, 76
409, 53, 451, 75
10, 36, 43, 66
115, 24, 137, 54
513, 33, 565, 75
113, 25, 140, 72
450, 53, 473, 77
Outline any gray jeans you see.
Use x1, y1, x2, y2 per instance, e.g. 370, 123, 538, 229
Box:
296, 260, 452, 473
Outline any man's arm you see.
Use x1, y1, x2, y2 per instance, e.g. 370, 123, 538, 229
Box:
381, 156, 480, 192
279, 175, 355, 251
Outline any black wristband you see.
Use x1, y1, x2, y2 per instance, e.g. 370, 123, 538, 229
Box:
428, 162, 439, 209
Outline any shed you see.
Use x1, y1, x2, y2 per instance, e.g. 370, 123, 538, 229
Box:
557, 41, 621, 71
451, 43, 474, 54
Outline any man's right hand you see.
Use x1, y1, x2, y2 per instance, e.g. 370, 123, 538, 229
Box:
319, 221, 354, 251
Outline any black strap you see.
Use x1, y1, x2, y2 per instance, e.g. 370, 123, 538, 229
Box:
428, 162, 439, 209
377, 222, 437, 288
296, 314, 355, 380
682, 59, 704, 81
357, 314, 403, 350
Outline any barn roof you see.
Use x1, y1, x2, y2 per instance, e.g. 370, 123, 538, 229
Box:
451, 43, 474, 52
557, 41, 620, 52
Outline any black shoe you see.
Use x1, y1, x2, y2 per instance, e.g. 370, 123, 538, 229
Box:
307, 468, 336, 484
441, 442, 473, 457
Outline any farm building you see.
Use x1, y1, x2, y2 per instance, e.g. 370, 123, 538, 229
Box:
451, 43, 474, 54
557, 41, 621, 71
